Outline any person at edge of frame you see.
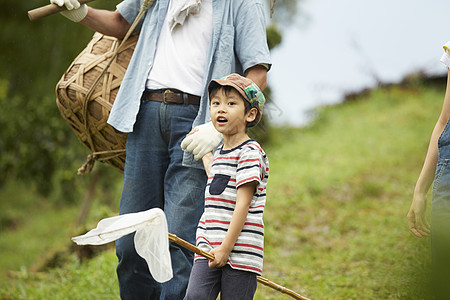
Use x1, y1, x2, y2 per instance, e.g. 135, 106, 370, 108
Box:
408, 41, 450, 299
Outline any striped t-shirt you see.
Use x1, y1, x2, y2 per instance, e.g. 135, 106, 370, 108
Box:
195, 139, 269, 275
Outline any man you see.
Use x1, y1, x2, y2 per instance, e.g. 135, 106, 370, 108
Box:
51, 0, 271, 299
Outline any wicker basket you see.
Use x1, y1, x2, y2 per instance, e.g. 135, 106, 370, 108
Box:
56, 32, 138, 173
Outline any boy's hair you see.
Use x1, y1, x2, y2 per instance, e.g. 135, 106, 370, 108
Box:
209, 85, 252, 114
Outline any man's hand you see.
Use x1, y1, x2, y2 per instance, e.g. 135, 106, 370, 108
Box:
407, 193, 431, 237
181, 122, 222, 161
50, 0, 88, 22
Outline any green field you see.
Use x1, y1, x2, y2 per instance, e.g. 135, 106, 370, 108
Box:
0, 80, 443, 299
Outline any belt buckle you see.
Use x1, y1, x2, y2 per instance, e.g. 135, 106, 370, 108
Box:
162, 89, 174, 104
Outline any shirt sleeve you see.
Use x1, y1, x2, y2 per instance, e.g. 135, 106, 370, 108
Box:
117, 0, 143, 25
440, 41, 450, 68
236, 148, 265, 188
233, 1, 272, 72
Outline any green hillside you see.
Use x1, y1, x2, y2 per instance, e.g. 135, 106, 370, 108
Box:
0, 78, 445, 299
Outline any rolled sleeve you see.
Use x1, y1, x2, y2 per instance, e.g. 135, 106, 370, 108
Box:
234, 1, 272, 73
117, 0, 141, 25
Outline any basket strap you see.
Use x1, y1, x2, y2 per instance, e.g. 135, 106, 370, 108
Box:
77, 149, 127, 174
79, 0, 155, 174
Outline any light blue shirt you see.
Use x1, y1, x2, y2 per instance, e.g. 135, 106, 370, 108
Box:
108, 0, 271, 167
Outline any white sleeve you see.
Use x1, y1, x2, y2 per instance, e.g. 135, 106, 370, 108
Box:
440, 41, 450, 68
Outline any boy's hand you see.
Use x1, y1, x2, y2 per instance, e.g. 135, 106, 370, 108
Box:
50, 0, 88, 22
181, 122, 222, 160
208, 246, 230, 268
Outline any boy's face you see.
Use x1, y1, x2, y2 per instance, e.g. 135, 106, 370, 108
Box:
209, 88, 256, 136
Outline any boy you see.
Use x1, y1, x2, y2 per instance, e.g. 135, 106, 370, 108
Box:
184, 74, 269, 300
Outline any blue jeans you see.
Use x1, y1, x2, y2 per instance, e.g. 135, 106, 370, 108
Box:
116, 100, 207, 300
431, 117, 450, 298
183, 259, 257, 300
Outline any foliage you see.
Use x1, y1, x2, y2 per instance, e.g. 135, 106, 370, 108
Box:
0, 80, 443, 299
1, 1, 97, 195
266, 23, 282, 50
269, 0, 304, 26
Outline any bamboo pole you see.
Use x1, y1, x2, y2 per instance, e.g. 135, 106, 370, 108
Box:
168, 233, 311, 300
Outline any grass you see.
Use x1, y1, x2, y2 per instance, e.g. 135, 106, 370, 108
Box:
0, 182, 77, 278
258, 85, 440, 299
2, 251, 120, 300
0, 82, 444, 299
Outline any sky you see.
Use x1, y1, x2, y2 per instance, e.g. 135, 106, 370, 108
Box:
267, 0, 450, 126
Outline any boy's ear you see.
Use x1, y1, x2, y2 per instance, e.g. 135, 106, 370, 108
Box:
246, 107, 258, 124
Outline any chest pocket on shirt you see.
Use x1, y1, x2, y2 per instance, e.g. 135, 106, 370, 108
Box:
209, 174, 231, 195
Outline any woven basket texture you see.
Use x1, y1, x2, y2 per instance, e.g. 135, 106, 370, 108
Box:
56, 32, 138, 172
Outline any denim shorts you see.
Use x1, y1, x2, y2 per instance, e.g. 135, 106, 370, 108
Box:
431, 116, 450, 296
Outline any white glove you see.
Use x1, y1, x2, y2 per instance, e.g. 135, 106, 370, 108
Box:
440, 41, 450, 68
181, 122, 223, 160
50, 0, 88, 22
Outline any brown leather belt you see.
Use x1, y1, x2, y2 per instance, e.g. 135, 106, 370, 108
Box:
143, 89, 201, 105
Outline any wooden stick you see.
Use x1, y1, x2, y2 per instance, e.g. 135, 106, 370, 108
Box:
168, 233, 311, 300
28, 0, 96, 21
